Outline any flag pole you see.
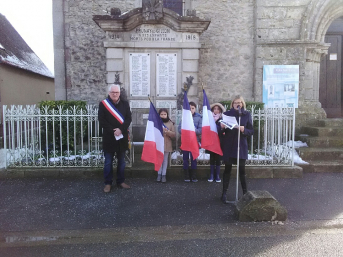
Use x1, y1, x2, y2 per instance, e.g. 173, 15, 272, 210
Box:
235, 115, 241, 203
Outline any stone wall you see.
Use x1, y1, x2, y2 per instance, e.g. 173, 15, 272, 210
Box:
61, 0, 256, 104
56, 0, 343, 129
195, 0, 255, 104
63, 0, 137, 104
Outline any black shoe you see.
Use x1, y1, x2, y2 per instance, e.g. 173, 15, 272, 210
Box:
221, 193, 228, 204
183, 169, 190, 182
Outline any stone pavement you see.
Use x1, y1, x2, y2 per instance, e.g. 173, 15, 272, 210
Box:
0, 172, 343, 256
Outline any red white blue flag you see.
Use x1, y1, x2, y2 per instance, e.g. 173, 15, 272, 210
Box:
201, 89, 223, 156
180, 91, 199, 160
141, 102, 165, 171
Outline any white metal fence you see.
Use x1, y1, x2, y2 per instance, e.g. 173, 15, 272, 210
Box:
2, 105, 295, 168
2, 105, 132, 168
171, 106, 295, 166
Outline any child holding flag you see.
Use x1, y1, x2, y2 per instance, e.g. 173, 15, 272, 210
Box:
207, 103, 226, 182
157, 108, 176, 183
178, 101, 202, 182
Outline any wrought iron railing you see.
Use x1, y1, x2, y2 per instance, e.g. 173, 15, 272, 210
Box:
2, 105, 295, 168
171, 106, 295, 166
2, 105, 132, 168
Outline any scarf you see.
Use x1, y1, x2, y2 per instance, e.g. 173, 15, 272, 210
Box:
213, 113, 221, 122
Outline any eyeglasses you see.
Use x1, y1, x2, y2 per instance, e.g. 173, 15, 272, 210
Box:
233, 102, 242, 105
109, 91, 120, 94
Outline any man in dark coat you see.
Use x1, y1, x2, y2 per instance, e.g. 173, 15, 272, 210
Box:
98, 84, 132, 193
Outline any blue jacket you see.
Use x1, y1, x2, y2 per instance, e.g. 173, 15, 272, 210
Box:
178, 112, 202, 142
220, 108, 254, 161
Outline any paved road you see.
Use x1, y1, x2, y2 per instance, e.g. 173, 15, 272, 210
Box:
1, 173, 343, 256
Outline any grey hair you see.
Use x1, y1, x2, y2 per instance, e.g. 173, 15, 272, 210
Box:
107, 84, 121, 93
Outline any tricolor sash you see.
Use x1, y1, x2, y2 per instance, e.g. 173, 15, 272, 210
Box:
102, 98, 124, 124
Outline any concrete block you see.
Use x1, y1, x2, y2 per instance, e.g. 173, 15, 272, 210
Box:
182, 60, 198, 72
25, 169, 56, 178
0, 169, 25, 178
273, 166, 303, 178
236, 190, 287, 222
246, 167, 273, 178
106, 59, 123, 72
107, 72, 116, 84
187, 84, 198, 96
59, 168, 101, 178
182, 49, 199, 60
106, 48, 123, 59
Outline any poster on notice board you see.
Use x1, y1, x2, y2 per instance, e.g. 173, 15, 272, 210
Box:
263, 65, 299, 108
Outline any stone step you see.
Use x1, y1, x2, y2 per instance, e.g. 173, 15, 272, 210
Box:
126, 165, 303, 179
301, 126, 343, 137
2, 165, 303, 179
305, 118, 343, 127
297, 135, 343, 148
297, 160, 343, 173
297, 147, 343, 161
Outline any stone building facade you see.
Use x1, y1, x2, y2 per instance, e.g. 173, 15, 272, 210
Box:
53, 0, 343, 133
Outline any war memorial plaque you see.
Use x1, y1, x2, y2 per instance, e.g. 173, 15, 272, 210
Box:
129, 53, 150, 96
156, 100, 177, 108
156, 53, 177, 97
129, 100, 150, 109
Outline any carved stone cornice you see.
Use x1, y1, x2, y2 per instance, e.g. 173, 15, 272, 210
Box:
258, 40, 330, 63
93, 8, 210, 34
306, 43, 330, 63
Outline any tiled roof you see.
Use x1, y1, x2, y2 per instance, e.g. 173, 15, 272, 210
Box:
0, 13, 54, 78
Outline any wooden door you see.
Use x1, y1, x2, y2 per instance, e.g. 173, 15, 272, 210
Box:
319, 35, 342, 117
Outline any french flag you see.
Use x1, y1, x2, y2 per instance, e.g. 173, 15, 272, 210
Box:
180, 91, 199, 160
141, 102, 165, 171
201, 89, 223, 156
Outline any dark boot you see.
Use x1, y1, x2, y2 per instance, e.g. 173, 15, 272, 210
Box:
208, 165, 214, 182
221, 177, 230, 204
221, 192, 227, 203
239, 164, 247, 195
183, 169, 190, 182
191, 169, 198, 182
221, 165, 232, 204
215, 165, 221, 182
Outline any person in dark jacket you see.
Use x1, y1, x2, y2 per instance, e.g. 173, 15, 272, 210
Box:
178, 101, 202, 182
220, 95, 254, 203
98, 84, 132, 193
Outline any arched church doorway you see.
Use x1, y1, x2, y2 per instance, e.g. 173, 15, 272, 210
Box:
319, 16, 343, 118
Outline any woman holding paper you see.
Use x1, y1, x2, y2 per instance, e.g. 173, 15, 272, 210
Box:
220, 95, 254, 203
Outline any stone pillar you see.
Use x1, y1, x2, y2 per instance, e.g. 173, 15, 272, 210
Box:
53, 0, 67, 100
296, 44, 329, 132
106, 48, 124, 84
182, 49, 199, 104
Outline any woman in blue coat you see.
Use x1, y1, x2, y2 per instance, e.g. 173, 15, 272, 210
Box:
220, 96, 254, 203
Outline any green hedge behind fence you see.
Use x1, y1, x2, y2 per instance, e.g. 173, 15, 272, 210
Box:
38, 100, 88, 153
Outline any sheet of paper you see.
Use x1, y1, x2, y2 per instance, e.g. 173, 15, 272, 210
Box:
115, 134, 123, 140
219, 114, 238, 130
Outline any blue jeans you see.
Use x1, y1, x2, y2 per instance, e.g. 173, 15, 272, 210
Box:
158, 152, 169, 175
182, 150, 197, 170
103, 151, 126, 185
